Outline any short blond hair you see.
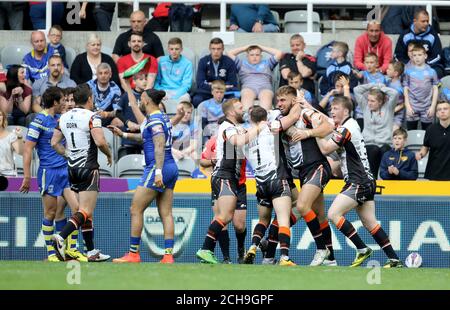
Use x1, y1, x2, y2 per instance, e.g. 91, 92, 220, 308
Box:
211, 80, 226, 91
333, 41, 349, 58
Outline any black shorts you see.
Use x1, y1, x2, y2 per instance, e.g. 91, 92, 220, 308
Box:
211, 175, 238, 200
298, 161, 331, 192
69, 168, 100, 193
340, 180, 376, 205
256, 179, 291, 208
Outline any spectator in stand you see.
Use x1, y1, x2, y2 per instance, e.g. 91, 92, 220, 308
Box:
354, 83, 398, 178
381, 6, 440, 35
29, 1, 64, 30
154, 37, 192, 103
112, 10, 164, 62
0, 110, 24, 177
171, 101, 198, 161
354, 53, 387, 85
0, 65, 32, 127
228, 44, 283, 111
353, 20, 392, 74
403, 44, 439, 131
47, 25, 67, 68
386, 61, 406, 130
287, 71, 313, 105
169, 3, 200, 32
80, 1, 116, 31
380, 128, 418, 180
200, 80, 225, 144
229, 4, 279, 33
112, 73, 147, 159
23, 31, 53, 83
394, 9, 444, 78
279, 34, 316, 95
87, 63, 122, 127
416, 100, 450, 180
147, 2, 171, 32
32, 55, 76, 113
319, 41, 357, 97
319, 73, 352, 116
70, 33, 119, 86
193, 37, 239, 108
116, 31, 158, 90
0, 2, 26, 30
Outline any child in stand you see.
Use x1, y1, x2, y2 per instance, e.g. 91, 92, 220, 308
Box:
386, 60, 405, 130
403, 44, 439, 130
47, 25, 67, 68
287, 71, 314, 104
380, 128, 418, 180
200, 80, 225, 145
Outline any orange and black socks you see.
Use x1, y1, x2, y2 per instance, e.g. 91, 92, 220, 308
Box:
278, 226, 291, 257
320, 221, 335, 260
217, 229, 230, 259
336, 216, 366, 249
265, 220, 279, 259
60, 211, 87, 240
81, 218, 94, 252
252, 222, 267, 246
303, 210, 326, 250
370, 224, 399, 260
202, 219, 225, 251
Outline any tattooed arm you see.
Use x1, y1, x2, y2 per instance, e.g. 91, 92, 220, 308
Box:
152, 133, 166, 188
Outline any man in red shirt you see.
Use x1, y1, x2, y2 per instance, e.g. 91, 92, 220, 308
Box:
353, 20, 392, 74
117, 31, 157, 89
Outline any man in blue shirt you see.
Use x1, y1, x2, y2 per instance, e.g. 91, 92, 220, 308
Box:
22, 31, 53, 83
154, 37, 192, 103
87, 62, 122, 127
32, 55, 76, 113
193, 38, 239, 108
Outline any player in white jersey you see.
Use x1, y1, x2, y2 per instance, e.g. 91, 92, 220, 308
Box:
242, 106, 295, 266
50, 84, 113, 261
315, 96, 402, 268
271, 85, 336, 266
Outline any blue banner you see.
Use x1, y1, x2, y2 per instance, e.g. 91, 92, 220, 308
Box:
0, 193, 449, 267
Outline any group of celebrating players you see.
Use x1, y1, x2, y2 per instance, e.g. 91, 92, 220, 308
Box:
20, 79, 402, 268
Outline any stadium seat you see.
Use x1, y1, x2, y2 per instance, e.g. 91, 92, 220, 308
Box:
417, 155, 428, 179
406, 130, 426, 152
98, 152, 114, 177
1, 45, 30, 67
102, 127, 115, 157
7, 125, 28, 136
283, 10, 321, 33
117, 154, 144, 178
164, 99, 179, 115
441, 75, 450, 88
176, 157, 196, 179
271, 10, 280, 27
65, 46, 77, 70
13, 153, 24, 176
102, 46, 114, 56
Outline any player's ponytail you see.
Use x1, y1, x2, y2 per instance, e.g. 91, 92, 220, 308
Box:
145, 89, 166, 105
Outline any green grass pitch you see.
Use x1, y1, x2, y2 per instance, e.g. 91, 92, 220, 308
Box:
1, 261, 449, 290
